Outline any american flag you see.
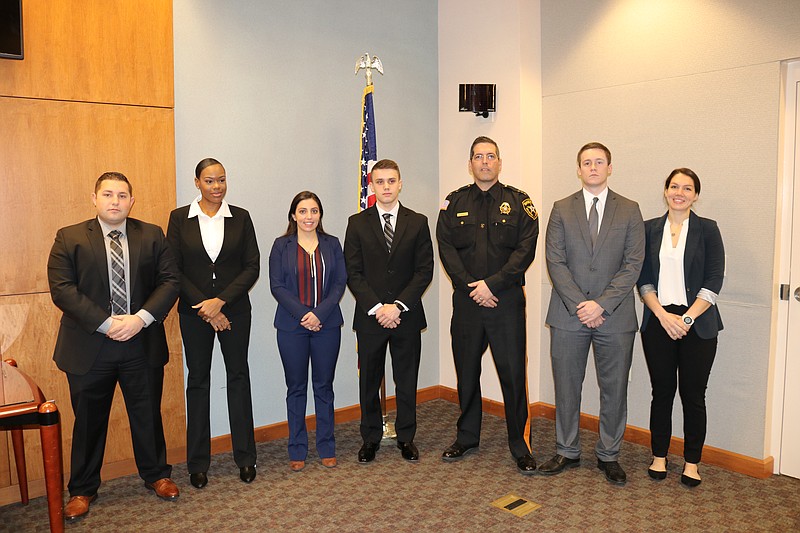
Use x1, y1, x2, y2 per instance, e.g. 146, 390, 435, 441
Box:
359, 84, 377, 211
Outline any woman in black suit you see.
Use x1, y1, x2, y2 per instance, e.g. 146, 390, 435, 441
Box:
268, 191, 347, 471
637, 168, 724, 488
167, 158, 259, 489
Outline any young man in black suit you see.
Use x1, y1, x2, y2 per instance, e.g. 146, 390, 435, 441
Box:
344, 159, 434, 463
48, 172, 180, 521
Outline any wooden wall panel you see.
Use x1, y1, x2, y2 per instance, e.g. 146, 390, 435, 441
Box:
0, 0, 180, 507
0, 0, 173, 107
0, 97, 176, 296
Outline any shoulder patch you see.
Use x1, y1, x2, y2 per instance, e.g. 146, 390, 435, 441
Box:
522, 198, 538, 220
440, 199, 450, 210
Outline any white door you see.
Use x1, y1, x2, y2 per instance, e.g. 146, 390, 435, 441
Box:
780, 61, 800, 478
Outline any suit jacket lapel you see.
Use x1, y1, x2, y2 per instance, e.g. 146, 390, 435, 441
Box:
366, 206, 389, 255
651, 213, 668, 278
593, 190, 618, 256
88, 218, 111, 294
389, 204, 408, 258
188, 216, 213, 263
127, 219, 142, 293
684, 211, 700, 274
571, 193, 593, 253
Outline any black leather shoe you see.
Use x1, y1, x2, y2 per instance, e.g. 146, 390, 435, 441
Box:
358, 442, 380, 463
597, 460, 627, 486
239, 465, 256, 483
516, 454, 537, 475
648, 458, 668, 480
190, 472, 208, 489
398, 441, 419, 462
441, 442, 479, 462
537, 454, 580, 475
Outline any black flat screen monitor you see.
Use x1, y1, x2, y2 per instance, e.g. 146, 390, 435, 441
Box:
0, 0, 23, 60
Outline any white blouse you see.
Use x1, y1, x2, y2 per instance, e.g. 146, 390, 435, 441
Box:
656, 217, 689, 307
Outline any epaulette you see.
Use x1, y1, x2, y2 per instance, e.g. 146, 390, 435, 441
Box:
451, 183, 472, 195
503, 184, 528, 196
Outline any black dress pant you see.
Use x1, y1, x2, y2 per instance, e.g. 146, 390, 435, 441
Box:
642, 304, 717, 463
180, 312, 256, 473
450, 286, 531, 459
357, 326, 422, 444
66, 337, 170, 496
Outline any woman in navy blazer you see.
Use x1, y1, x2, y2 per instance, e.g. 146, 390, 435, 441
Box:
269, 191, 347, 471
637, 168, 724, 488
167, 158, 260, 488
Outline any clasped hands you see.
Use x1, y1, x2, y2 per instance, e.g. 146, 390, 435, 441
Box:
193, 297, 231, 332
375, 304, 401, 329
301, 311, 322, 332
577, 300, 605, 329
468, 280, 498, 308
107, 314, 145, 342
657, 312, 691, 340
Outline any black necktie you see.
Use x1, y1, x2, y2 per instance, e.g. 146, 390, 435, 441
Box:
108, 230, 127, 315
383, 213, 393, 252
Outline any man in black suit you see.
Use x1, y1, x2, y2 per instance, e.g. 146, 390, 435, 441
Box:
344, 159, 434, 463
48, 172, 180, 521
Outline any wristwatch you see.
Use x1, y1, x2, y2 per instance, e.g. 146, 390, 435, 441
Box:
681, 314, 694, 326
395, 302, 405, 313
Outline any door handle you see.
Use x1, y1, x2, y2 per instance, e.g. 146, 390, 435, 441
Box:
795, 286, 800, 302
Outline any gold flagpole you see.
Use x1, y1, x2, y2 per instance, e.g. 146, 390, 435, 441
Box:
354, 53, 395, 440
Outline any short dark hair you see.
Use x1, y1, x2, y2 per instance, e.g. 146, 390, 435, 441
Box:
195, 158, 224, 179
371, 159, 401, 180
470, 136, 500, 159
576, 142, 612, 166
95, 172, 132, 195
665, 167, 701, 194
284, 191, 326, 236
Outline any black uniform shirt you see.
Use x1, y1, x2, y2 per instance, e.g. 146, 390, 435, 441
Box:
436, 181, 539, 296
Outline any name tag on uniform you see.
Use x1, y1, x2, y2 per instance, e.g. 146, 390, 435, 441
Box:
457, 212, 469, 217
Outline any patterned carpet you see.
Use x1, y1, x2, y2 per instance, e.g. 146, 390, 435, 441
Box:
2, 399, 799, 532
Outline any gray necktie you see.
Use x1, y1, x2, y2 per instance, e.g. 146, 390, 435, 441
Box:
383, 213, 394, 252
108, 230, 128, 315
588, 197, 599, 250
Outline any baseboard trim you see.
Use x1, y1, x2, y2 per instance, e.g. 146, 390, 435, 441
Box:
0, 383, 773, 506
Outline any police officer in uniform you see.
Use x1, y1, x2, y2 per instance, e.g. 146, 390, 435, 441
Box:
436, 136, 539, 475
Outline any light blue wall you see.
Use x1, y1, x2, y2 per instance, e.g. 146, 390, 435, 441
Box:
173, 0, 439, 438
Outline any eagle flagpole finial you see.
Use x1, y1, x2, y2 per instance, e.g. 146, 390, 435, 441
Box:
354, 52, 384, 86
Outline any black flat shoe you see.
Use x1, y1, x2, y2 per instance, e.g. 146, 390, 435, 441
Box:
516, 454, 537, 475
680, 464, 702, 488
358, 442, 380, 463
597, 459, 627, 486
537, 454, 580, 475
190, 472, 208, 489
398, 441, 419, 462
239, 465, 256, 483
441, 441, 479, 462
648, 458, 668, 480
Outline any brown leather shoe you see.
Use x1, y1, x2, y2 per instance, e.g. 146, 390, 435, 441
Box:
145, 478, 180, 500
321, 457, 337, 468
289, 460, 305, 472
64, 494, 97, 521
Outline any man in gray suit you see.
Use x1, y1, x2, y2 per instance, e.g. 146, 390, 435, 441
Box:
540, 142, 644, 485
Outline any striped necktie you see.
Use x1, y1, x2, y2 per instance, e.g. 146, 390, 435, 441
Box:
108, 230, 128, 315
383, 213, 394, 253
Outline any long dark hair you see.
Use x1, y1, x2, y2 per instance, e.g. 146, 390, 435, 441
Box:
284, 191, 326, 236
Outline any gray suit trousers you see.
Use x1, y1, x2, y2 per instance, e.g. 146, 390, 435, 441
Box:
549, 326, 635, 461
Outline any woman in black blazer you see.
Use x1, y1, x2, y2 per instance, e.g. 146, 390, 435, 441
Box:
637, 168, 724, 488
166, 158, 260, 489
268, 191, 347, 471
